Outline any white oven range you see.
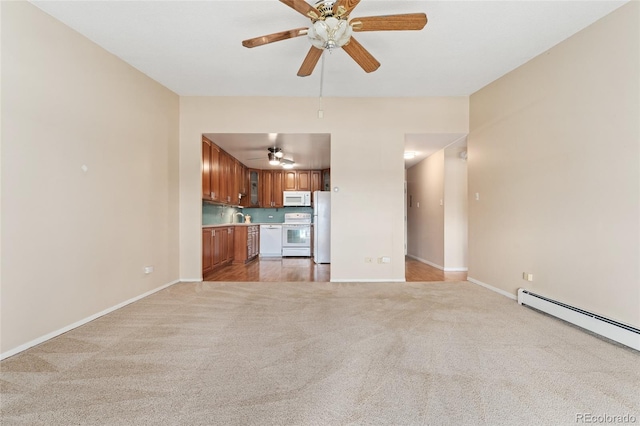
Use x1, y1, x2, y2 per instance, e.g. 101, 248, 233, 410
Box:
282, 213, 311, 257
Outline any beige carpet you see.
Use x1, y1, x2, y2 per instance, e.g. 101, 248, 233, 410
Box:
1, 281, 639, 425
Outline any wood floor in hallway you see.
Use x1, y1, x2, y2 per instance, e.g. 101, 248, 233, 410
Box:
203, 256, 466, 282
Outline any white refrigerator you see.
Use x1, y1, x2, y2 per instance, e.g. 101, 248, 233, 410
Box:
313, 191, 331, 264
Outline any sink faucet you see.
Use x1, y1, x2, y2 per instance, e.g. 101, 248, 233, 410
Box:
235, 212, 245, 223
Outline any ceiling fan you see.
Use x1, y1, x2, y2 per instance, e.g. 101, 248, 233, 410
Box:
247, 146, 296, 169
242, 0, 427, 76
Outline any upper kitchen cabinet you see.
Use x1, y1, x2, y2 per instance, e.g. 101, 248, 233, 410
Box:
284, 171, 296, 191
272, 170, 284, 207
202, 136, 221, 202
261, 169, 284, 208
260, 170, 273, 207
284, 170, 311, 191
230, 158, 241, 205
239, 163, 247, 200
202, 137, 212, 200
311, 171, 322, 193
202, 136, 243, 206
297, 170, 311, 191
218, 150, 230, 204
210, 144, 221, 202
248, 169, 260, 207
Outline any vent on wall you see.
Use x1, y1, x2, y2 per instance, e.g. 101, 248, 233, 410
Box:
517, 289, 640, 351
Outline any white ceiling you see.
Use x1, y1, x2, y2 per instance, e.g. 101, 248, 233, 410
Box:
30, 0, 627, 168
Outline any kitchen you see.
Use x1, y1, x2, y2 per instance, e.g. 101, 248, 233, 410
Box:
201, 133, 332, 281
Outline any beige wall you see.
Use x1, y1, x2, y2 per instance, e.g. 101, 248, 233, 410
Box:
444, 140, 468, 270
468, 2, 639, 327
180, 97, 469, 281
1, 2, 180, 354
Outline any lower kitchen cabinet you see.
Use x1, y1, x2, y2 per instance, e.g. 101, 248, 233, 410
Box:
233, 225, 260, 264
202, 226, 235, 276
203, 228, 214, 275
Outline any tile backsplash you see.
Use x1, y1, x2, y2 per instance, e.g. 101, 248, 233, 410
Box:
202, 203, 239, 225
202, 203, 313, 225
241, 207, 313, 223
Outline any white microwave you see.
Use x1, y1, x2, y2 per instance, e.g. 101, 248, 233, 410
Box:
283, 191, 311, 207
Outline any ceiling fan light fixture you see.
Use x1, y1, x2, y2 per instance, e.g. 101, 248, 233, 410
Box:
268, 146, 285, 161
268, 152, 281, 165
308, 17, 352, 50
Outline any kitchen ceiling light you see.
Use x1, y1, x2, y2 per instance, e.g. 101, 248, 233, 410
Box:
268, 152, 281, 165
404, 151, 416, 159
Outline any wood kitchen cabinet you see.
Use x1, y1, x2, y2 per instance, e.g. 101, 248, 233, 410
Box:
297, 170, 311, 190
272, 170, 284, 207
202, 136, 222, 203
202, 227, 214, 275
284, 170, 311, 191
229, 158, 240, 205
202, 136, 221, 202
203, 136, 249, 206
248, 169, 260, 207
311, 170, 322, 192
203, 226, 235, 277
260, 170, 284, 208
284, 171, 297, 191
233, 225, 260, 264
218, 151, 230, 204
222, 226, 234, 264
202, 138, 212, 200
238, 163, 247, 204
260, 170, 273, 207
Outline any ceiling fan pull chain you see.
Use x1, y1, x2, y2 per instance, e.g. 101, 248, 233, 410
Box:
318, 51, 325, 118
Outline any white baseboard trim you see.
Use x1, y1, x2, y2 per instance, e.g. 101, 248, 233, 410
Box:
330, 279, 406, 283
406, 255, 444, 270
1, 279, 181, 361
406, 255, 468, 272
444, 266, 468, 272
181, 278, 203, 283
467, 277, 517, 300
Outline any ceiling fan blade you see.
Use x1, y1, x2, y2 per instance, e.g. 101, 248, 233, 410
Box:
297, 46, 323, 77
332, 0, 361, 17
242, 28, 308, 48
279, 0, 322, 20
350, 13, 428, 32
342, 37, 380, 73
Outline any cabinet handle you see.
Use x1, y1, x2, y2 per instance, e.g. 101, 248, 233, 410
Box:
211, 192, 215, 198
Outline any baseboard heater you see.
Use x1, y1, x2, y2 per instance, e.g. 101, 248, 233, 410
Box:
517, 289, 640, 351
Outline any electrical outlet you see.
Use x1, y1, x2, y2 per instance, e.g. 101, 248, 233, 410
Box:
365, 257, 373, 263
144, 266, 154, 274
378, 256, 391, 264
522, 272, 533, 281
